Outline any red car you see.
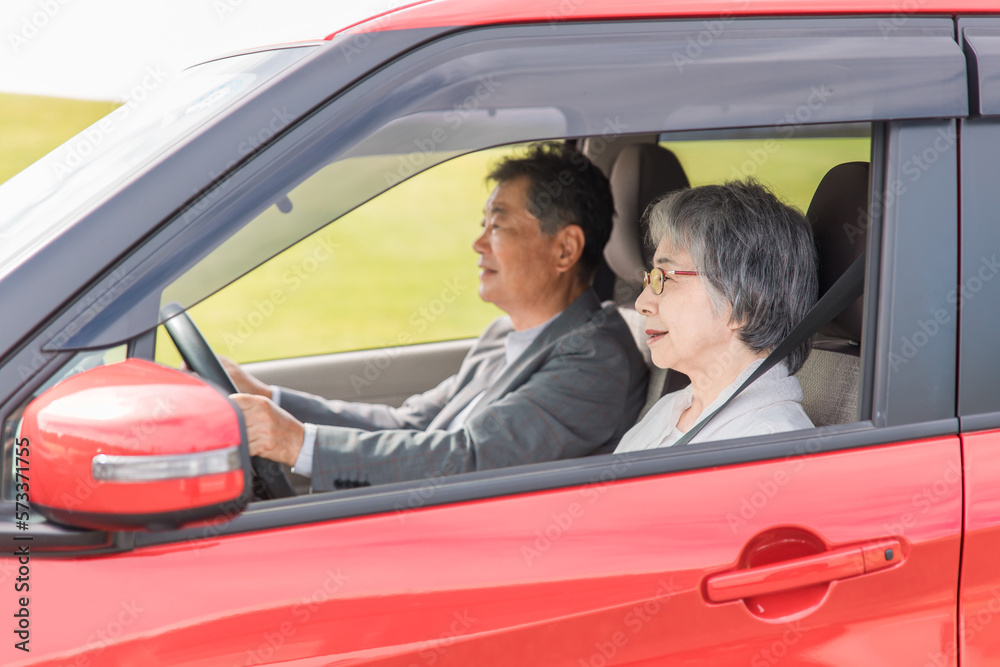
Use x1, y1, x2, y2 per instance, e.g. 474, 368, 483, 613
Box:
1, 0, 999, 664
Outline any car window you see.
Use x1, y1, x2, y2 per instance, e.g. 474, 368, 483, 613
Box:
659, 126, 872, 212
0, 47, 315, 283
155, 148, 514, 365
153, 128, 871, 368
149, 125, 872, 418
644, 126, 874, 429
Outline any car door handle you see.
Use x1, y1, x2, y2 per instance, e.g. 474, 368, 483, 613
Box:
705, 538, 902, 603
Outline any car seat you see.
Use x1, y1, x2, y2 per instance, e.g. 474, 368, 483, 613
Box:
795, 161, 870, 426
602, 143, 691, 414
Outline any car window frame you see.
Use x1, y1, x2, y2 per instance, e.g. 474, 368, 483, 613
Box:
43, 15, 966, 354
0, 15, 968, 554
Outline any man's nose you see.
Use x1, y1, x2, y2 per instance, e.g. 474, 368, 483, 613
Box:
472, 226, 488, 253
635, 284, 657, 316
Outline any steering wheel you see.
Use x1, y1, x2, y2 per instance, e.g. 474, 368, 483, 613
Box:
160, 302, 296, 500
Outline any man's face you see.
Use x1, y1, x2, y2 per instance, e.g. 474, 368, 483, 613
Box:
472, 176, 562, 315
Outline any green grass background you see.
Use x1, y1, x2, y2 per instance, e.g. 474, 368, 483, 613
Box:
172, 150, 510, 365
0, 93, 119, 184
2, 93, 870, 365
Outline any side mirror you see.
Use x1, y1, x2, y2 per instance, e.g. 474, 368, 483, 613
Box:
22, 359, 252, 531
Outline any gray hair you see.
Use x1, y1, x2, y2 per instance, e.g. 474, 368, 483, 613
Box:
645, 179, 818, 374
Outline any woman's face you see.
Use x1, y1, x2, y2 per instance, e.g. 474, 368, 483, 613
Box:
635, 237, 746, 379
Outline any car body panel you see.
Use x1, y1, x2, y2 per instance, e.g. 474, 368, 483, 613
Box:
15, 436, 960, 665
332, 0, 1000, 38
874, 120, 959, 428
956, 118, 1000, 421
962, 19, 1000, 116
959, 428, 1000, 665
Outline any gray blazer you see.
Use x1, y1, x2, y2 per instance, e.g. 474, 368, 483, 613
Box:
278, 289, 648, 489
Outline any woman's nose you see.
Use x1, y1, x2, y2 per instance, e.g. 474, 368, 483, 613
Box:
635, 283, 657, 316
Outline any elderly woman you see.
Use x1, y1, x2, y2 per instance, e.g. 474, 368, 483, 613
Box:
615, 179, 817, 453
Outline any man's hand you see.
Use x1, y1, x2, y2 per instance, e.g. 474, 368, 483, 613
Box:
219, 356, 273, 398
230, 394, 304, 467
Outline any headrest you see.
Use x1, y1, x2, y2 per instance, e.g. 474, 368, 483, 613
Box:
605, 144, 689, 291
806, 161, 870, 342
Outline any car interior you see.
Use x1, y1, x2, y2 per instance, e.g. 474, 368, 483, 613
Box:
220, 126, 875, 494
591, 138, 868, 428
0, 124, 875, 501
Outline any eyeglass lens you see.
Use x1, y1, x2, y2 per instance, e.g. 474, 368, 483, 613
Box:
644, 269, 663, 294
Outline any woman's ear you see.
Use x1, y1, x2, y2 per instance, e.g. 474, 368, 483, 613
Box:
725, 294, 746, 330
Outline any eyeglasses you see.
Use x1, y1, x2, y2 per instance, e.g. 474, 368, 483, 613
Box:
642, 267, 699, 294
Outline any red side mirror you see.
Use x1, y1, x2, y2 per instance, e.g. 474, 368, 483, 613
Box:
22, 359, 251, 531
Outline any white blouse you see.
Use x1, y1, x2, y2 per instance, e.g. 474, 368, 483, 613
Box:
614, 360, 813, 453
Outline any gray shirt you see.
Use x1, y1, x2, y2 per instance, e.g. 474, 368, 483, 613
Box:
273, 289, 649, 489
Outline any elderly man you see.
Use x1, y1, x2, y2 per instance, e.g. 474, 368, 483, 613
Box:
227, 142, 648, 490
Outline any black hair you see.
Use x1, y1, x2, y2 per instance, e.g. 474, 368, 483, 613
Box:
488, 142, 614, 283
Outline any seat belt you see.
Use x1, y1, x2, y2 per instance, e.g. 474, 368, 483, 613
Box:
671, 252, 866, 448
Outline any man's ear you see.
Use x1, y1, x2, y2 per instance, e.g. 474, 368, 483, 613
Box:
554, 224, 585, 274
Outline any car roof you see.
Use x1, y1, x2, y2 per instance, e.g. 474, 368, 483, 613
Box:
327, 0, 999, 38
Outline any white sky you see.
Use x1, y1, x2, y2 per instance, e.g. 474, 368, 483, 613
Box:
0, 0, 405, 100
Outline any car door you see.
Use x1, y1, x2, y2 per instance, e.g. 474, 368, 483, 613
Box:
0, 13, 969, 666
956, 17, 1000, 667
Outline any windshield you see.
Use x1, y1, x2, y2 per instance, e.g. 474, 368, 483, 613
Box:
0, 46, 314, 282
